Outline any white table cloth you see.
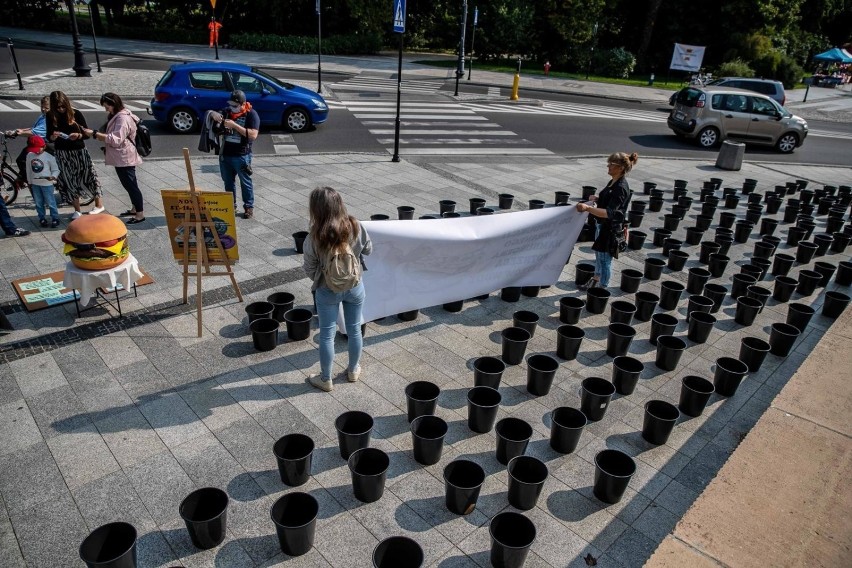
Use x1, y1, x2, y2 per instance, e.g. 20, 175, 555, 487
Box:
63, 253, 143, 308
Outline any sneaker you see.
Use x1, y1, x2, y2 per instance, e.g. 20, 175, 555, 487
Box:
307, 374, 333, 392
39, 219, 48, 227
347, 366, 362, 383
88, 206, 105, 214
51, 219, 60, 228
10, 228, 30, 237
243, 207, 254, 219
70, 211, 82, 220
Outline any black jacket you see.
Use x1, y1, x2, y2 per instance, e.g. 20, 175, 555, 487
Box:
591, 176, 631, 256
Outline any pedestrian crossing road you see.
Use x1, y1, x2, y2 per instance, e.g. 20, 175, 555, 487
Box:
329, 76, 445, 95
0, 99, 152, 113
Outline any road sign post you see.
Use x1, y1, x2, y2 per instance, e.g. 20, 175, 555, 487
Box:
317, 0, 323, 93
81, 0, 102, 73
467, 7, 477, 80
454, 0, 467, 96
392, 0, 406, 163
6, 39, 24, 90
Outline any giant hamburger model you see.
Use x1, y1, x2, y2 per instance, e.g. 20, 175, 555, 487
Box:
62, 214, 129, 270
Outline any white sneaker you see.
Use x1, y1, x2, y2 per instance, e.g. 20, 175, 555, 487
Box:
347, 366, 362, 383
88, 206, 105, 214
70, 211, 82, 220
307, 374, 333, 392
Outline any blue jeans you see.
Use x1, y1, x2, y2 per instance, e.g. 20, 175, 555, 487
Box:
32, 184, 59, 221
0, 198, 18, 234
219, 154, 253, 209
314, 282, 365, 381
594, 224, 613, 287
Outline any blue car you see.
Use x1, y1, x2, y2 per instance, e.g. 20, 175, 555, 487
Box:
149, 61, 329, 133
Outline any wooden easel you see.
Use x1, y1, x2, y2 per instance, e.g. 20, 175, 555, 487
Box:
179, 148, 243, 336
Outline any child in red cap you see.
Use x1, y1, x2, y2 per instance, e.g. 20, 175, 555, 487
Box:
25, 135, 61, 228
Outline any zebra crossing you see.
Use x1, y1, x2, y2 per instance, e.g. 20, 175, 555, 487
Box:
329, 76, 445, 95
0, 99, 152, 113
460, 100, 669, 123
0, 60, 127, 87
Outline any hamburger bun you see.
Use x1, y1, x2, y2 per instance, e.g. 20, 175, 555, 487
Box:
62, 214, 130, 271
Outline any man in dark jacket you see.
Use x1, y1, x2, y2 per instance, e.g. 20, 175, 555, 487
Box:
209, 90, 260, 219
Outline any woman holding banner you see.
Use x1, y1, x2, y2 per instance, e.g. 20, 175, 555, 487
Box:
576, 152, 638, 289
303, 187, 372, 392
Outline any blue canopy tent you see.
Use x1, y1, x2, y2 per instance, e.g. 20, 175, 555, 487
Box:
813, 48, 852, 63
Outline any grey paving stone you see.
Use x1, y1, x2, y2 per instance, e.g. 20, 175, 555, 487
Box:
311, 512, 380, 568
72, 470, 157, 533
8, 491, 89, 568
0, 440, 70, 514
255, 548, 334, 567
46, 423, 121, 490
95, 407, 169, 469
226, 489, 290, 565
0, 367, 24, 406
171, 431, 247, 488
160, 516, 254, 568
543, 487, 628, 553
26, 384, 92, 439
631, 502, 680, 543
524, 506, 596, 568
90, 334, 150, 369
457, 523, 554, 568
215, 415, 278, 474
602, 526, 659, 568
8, 352, 68, 398
0, 400, 42, 458
126, 451, 196, 525
68, 371, 135, 419
112, 360, 172, 403
51, 341, 110, 383
138, 391, 211, 449
252, 398, 329, 444
0, 495, 26, 568
178, 377, 252, 433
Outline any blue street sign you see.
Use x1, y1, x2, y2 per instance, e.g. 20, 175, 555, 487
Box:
474, 7, 478, 26
393, 0, 406, 33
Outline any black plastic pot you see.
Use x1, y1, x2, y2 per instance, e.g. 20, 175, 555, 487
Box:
716, 236, 734, 257
469, 197, 486, 214
668, 250, 690, 272
580, 377, 616, 422
760, 218, 779, 237
629, 211, 645, 228
786, 226, 806, 247
687, 267, 711, 295
659, 281, 685, 311
705, 253, 729, 278
495, 417, 534, 465
786, 302, 815, 332
696, 214, 714, 231
628, 230, 647, 250
398, 206, 415, 220
507, 455, 549, 510
559, 296, 586, 324
644, 181, 658, 194
593, 449, 636, 504
550, 407, 587, 454
796, 270, 822, 296
439, 199, 457, 214
662, 237, 683, 257
501, 327, 531, 365
650, 313, 678, 346
773, 276, 798, 303
79, 522, 138, 568
373, 537, 423, 568
700, 283, 727, 313
512, 310, 540, 338
719, 212, 737, 229
685, 227, 704, 246
246, 301, 274, 324
783, 205, 800, 224
444, 459, 486, 515
838, 261, 852, 286
678, 375, 715, 417
250, 318, 280, 352
274, 434, 314, 487
586, 287, 612, 314
813, 261, 837, 288
746, 285, 772, 313
687, 311, 716, 343
752, 258, 772, 281
267, 292, 295, 323
674, 179, 688, 189
405, 381, 440, 423
823, 291, 851, 318
442, 300, 464, 312
653, 228, 672, 247
713, 357, 749, 397
655, 335, 687, 371
772, 253, 796, 277
649, 197, 664, 212
555, 191, 570, 205
478, 207, 496, 215
634, 291, 659, 322
283, 308, 313, 341
766, 197, 782, 214
370, 214, 390, 221
663, 214, 681, 232
520, 286, 539, 297
752, 241, 775, 261
620, 269, 643, 293
642, 400, 680, 445
612, 356, 644, 395
632, 200, 647, 213
606, 323, 636, 358
769, 322, 800, 357
489, 512, 537, 568
467, 386, 501, 433
739, 336, 771, 373
576, 263, 596, 287
335, 411, 374, 460
501, 287, 522, 302
734, 296, 762, 326
730, 273, 757, 299
610, 300, 637, 325
582, 185, 597, 200
498, 193, 515, 209
473, 356, 505, 388
734, 220, 754, 243
795, 241, 818, 264
178, 487, 228, 551
644, 257, 666, 280
348, 448, 390, 503
410, 415, 448, 466
699, 241, 721, 264
526, 354, 559, 396
292, 231, 308, 253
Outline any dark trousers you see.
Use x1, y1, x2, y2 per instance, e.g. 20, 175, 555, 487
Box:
115, 166, 144, 213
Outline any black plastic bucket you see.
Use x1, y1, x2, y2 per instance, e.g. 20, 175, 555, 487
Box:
751, 258, 772, 281
410, 415, 448, 466
397, 309, 420, 321
739, 336, 771, 373
292, 231, 308, 253
823, 291, 851, 318
796, 270, 822, 296
685, 227, 704, 246
529, 199, 546, 209
628, 230, 647, 250
678, 375, 715, 417
512, 310, 540, 338
643, 257, 666, 280
586, 287, 612, 314
489, 512, 537, 568
335, 410, 374, 460
703, 283, 728, 313
620, 269, 643, 293
699, 241, 721, 264
444, 459, 486, 515
250, 318, 279, 352
405, 381, 440, 422
696, 214, 714, 231
473, 356, 505, 388
439, 199, 457, 214
179, 487, 228, 550
831, 233, 851, 254
663, 214, 680, 232
814, 234, 834, 257
521, 285, 540, 297
246, 301, 274, 324
713, 357, 749, 397
786, 302, 815, 332
760, 217, 779, 236
556, 325, 585, 361
283, 308, 313, 341
467, 386, 502, 433
274, 433, 314, 487
786, 226, 806, 247
668, 250, 690, 272
348, 447, 390, 503
507, 455, 549, 510
813, 261, 837, 288
655, 335, 686, 371
708, 253, 730, 278
373, 537, 424, 568
769, 322, 800, 357
495, 417, 534, 465
559, 296, 586, 324
550, 407, 587, 454
753, 241, 775, 260
610, 300, 637, 325
716, 236, 734, 257
662, 237, 683, 257
501, 327, 531, 365
267, 292, 295, 322
500, 287, 522, 302
734, 296, 762, 326
397, 206, 415, 220
606, 323, 636, 358
612, 356, 644, 395
498, 193, 515, 209
634, 291, 659, 322
270, 492, 319, 557
642, 400, 680, 445
370, 214, 390, 221
555, 191, 571, 205
575, 263, 595, 287
687, 311, 716, 343
593, 450, 636, 504
649, 313, 678, 346
686, 267, 711, 295
469, 197, 486, 214
658, 281, 685, 311
795, 241, 818, 264
526, 354, 559, 396
838, 261, 852, 286
653, 228, 672, 247
580, 377, 615, 422
746, 285, 772, 313
629, 211, 644, 228
773, 276, 798, 303
79, 522, 138, 568
442, 300, 464, 312
730, 273, 757, 299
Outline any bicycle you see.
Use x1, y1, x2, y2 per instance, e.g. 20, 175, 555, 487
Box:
0, 131, 24, 205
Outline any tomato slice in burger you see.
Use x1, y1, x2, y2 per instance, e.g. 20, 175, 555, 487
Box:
95, 238, 122, 248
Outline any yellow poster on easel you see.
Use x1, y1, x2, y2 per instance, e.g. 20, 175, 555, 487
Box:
161, 190, 239, 263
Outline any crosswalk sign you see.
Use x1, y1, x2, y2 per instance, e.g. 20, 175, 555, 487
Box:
393, 0, 406, 33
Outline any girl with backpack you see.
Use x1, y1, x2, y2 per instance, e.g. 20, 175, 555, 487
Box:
576, 152, 638, 289
83, 93, 145, 225
303, 187, 372, 392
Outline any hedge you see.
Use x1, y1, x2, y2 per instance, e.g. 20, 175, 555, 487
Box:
229, 32, 383, 56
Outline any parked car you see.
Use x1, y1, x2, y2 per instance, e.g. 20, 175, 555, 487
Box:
669, 76, 786, 107
667, 86, 808, 153
149, 62, 329, 133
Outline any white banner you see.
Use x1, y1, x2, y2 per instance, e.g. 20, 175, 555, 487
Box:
670, 43, 706, 72
358, 207, 586, 322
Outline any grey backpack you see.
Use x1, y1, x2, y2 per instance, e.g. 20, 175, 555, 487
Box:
322, 243, 361, 292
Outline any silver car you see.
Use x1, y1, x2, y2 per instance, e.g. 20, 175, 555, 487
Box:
667, 86, 808, 153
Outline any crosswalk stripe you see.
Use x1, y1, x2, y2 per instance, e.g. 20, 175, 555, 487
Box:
376, 138, 534, 145
0, 101, 15, 111
353, 114, 485, 120
392, 148, 555, 155
74, 100, 103, 110
809, 129, 852, 140
339, 102, 460, 108
369, 129, 517, 135
331, 76, 443, 94
124, 104, 149, 112
16, 100, 40, 110
361, 121, 501, 127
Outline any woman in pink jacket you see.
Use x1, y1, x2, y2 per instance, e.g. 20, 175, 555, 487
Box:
83, 93, 145, 224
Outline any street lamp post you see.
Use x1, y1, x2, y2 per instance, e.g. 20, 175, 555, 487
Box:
66, 0, 91, 77
85, 1, 102, 72
453, 0, 467, 96
467, 6, 477, 80
585, 22, 598, 80
316, 0, 323, 93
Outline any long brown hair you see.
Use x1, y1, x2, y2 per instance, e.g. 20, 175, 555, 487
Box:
309, 187, 360, 253
99, 92, 126, 115
49, 91, 75, 127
